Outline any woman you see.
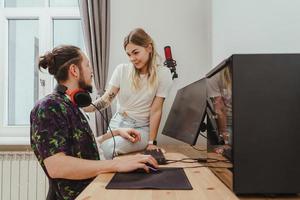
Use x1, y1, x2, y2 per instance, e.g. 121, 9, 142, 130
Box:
85, 28, 172, 159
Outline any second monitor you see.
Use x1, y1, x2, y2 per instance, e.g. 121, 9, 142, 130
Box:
162, 78, 207, 145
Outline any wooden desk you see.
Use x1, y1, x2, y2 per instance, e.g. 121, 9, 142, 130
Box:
76, 145, 300, 200
76, 146, 238, 200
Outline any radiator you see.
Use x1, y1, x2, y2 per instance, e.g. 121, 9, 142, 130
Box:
0, 152, 48, 200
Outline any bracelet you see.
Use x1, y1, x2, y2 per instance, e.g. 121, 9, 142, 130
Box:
148, 140, 157, 145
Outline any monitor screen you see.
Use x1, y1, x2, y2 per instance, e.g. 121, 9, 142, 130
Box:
162, 78, 207, 145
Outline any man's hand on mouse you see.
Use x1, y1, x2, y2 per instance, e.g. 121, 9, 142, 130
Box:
113, 154, 158, 173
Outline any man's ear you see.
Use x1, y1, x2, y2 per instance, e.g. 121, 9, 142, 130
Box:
69, 64, 79, 78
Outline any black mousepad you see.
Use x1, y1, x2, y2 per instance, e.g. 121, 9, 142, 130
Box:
106, 167, 193, 190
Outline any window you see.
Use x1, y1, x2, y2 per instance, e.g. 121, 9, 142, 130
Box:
49, 0, 78, 7
0, 0, 84, 144
53, 19, 84, 48
8, 19, 39, 126
52, 19, 84, 87
4, 0, 44, 7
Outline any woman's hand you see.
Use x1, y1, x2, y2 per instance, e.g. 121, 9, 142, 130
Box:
117, 128, 141, 143
221, 131, 230, 144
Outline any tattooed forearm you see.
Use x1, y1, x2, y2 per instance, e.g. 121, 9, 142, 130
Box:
83, 89, 117, 113
93, 97, 110, 110
108, 92, 116, 102
93, 92, 116, 111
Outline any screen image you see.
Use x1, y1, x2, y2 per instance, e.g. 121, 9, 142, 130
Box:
206, 65, 232, 160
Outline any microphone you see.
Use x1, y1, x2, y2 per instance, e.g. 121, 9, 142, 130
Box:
164, 46, 178, 79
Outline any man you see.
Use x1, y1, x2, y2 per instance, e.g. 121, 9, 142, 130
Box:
30, 45, 157, 199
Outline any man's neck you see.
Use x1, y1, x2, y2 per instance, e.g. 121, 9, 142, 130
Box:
60, 80, 79, 91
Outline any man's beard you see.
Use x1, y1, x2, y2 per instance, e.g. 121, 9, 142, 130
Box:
78, 78, 93, 93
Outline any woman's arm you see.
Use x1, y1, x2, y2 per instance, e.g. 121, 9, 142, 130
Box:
213, 96, 229, 143
96, 128, 141, 144
147, 96, 165, 150
83, 86, 120, 112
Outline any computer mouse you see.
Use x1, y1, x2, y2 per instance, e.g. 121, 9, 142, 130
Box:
132, 163, 160, 173
145, 163, 160, 173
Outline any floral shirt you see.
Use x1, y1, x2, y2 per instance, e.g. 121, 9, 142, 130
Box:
30, 92, 100, 200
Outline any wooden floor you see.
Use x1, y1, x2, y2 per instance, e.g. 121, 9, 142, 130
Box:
163, 145, 300, 200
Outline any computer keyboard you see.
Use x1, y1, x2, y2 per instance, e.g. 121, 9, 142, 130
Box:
143, 149, 167, 165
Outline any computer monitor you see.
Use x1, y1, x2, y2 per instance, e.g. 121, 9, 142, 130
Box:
162, 78, 207, 145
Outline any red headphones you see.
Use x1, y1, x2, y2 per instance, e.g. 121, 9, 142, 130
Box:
55, 85, 92, 107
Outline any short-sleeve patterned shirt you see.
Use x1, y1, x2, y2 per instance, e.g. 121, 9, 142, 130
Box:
30, 91, 100, 200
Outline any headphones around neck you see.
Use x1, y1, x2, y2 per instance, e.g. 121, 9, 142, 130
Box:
55, 85, 92, 107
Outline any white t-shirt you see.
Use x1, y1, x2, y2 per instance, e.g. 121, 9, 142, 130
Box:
109, 63, 172, 123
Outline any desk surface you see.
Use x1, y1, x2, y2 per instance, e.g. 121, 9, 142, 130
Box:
76, 145, 300, 200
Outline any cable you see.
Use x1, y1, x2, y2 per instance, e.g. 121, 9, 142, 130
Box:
199, 132, 207, 139
165, 159, 198, 164
165, 157, 230, 164
91, 103, 116, 159
182, 165, 232, 169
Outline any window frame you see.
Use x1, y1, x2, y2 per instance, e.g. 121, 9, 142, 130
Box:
0, 2, 81, 144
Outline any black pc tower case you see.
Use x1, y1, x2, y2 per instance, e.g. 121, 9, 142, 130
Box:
206, 54, 300, 194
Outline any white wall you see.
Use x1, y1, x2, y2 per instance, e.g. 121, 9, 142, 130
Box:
109, 0, 212, 144
107, 0, 300, 145
212, 0, 300, 66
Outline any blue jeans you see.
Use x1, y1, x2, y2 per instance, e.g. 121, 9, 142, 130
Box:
99, 112, 150, 159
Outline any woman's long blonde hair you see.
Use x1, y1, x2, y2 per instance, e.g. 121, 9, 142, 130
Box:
123, 28, 160, 90
221, 66, 232, 95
